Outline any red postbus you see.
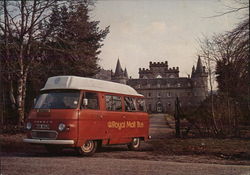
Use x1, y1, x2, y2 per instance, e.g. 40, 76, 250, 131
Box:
23, 76, 149, 156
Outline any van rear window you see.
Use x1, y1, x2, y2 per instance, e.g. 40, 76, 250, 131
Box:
136, 98, 146, 112
105, 95, 122, 111
124, 97, 136, 111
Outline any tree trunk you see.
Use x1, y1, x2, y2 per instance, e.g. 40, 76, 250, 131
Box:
17, 74, 28, 127
17, 76, 24, 127
206, 54, 218, 135
17, 41, 25, 127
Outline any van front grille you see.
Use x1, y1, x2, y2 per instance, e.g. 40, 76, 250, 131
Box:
31, 130, 58, 140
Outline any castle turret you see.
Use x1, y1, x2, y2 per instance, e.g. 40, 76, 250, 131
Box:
111, 59, 128, 84
124, 68, 128, 78
114, 59, 123, 76
191, 65, 196, 77
195, 56, 203, 74
191, 56, 208, 104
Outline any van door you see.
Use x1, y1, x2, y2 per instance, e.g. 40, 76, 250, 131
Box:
103, 94, 127, 144
78, 92, 105, 143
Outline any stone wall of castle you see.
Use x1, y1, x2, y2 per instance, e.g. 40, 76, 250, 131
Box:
94, 57, 208, 113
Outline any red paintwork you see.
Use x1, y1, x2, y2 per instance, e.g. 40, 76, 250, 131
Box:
26, 90, 149, 148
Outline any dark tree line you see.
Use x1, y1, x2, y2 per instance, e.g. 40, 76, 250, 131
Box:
0, 0, 109, 127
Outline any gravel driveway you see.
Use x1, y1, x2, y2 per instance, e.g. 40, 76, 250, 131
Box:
2, 156, 250, 175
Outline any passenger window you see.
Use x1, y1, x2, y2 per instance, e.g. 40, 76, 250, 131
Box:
82, 92, 99, 110
136, 98, 146, 112
105, 95, 122, 111
124, 97, 136, 112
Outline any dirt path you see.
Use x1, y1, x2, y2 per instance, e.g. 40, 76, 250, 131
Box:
149, 114, 174, 139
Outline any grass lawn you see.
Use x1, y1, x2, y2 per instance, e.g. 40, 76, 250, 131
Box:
149, 138, 250, 160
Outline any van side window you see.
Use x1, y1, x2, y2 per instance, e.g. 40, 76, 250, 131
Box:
136, 98, 146, 112
105, 95, 122, 111
124, 97, 136, 111
82, 92, 99, 110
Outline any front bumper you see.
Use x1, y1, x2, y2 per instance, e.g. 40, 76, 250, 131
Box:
23, 138, 74, 145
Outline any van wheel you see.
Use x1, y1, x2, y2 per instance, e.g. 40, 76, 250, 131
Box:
128, 138, 140, 151
78, 140, 97, 156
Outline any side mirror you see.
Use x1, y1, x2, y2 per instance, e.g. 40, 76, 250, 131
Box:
83, 98, 88, 106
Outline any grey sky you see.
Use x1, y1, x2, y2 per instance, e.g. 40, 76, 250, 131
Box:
91, 0, 246, 78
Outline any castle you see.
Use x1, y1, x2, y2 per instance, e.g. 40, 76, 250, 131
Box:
95, 57, 208, 113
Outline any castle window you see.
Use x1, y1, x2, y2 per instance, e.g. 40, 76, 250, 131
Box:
177, 83, 181, 87
143, 75, 148, 79
148, 93, 151, 97
157, 92, 161, 97
169, 75, 175, 78
156, 102, 163, 112
167, 92, 171, 97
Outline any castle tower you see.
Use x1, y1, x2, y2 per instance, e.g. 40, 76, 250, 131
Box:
111, 59, 128, 84
191, 56, 208, 104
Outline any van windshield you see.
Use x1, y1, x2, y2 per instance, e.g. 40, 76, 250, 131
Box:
34, 90, 80, 109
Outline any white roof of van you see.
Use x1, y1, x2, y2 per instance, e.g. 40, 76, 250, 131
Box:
42, 76, 143, 97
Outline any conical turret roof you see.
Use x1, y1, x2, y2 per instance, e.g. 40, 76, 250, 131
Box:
124, 68, 128, 78
114, 58, 123, 76
195, 56, 203, 73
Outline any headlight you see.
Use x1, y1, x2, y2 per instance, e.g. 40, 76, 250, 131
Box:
58, 123, 66, 131
26, 122, 32, 130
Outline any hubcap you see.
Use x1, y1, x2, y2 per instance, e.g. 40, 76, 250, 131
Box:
81, 141, 94, 153
132, 138, 140, 148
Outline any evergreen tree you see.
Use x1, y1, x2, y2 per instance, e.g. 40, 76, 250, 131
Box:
42, 2, 109, 77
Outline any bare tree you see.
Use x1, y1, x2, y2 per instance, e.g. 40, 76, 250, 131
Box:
0, 0, 57, 126
196, 0, 249, 136
198, 37, 219, 134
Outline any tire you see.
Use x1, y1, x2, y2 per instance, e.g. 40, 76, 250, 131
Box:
78, 140, 97, 156
45, 145, 62, 154
127, 138, 140, 151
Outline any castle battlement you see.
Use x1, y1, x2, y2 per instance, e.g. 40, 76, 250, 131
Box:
139, 68, 151, 73
139, 60, 179, 79
149, 61, 168, 67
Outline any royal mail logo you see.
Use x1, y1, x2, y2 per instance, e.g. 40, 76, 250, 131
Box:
107, 121, 144, 130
